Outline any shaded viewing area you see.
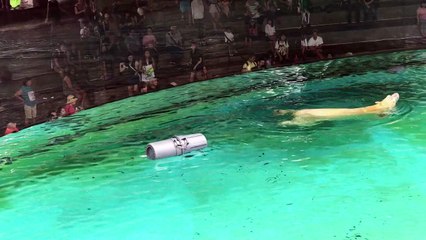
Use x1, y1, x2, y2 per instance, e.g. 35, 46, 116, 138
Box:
0, 0, 424, 133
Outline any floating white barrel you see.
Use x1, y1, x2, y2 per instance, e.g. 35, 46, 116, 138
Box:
146, 133, 208, 160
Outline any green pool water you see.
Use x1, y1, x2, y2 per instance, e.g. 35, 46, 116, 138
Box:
1, 50, 426, 240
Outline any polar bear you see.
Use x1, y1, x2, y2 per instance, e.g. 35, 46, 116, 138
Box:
275, 93, 400, 126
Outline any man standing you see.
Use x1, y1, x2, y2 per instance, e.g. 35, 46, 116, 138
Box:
165, 26, 184, 65
189, 41, 207, 82
191, 0, 206, 45
15, 79, 37, 126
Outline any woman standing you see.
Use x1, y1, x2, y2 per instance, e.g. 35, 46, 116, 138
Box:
138, 50, 158, 93
120, 55, 140, 96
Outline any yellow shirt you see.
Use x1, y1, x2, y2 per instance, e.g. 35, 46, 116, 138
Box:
243, 61, 257, 72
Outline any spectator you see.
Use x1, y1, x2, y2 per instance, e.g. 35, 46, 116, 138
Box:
265, 19, 276, 51
101, 13, 121, 37
48, 110, 58, 121
14, 79, 37, 126
417, 2, 426, 37
191, 0, 206, 45
135, 6, 145, 26
242, 55, 258, 73
57, 107, 67, 118
264, 0, 278, 21
52, 42, 70, 74
4, 123, 19, 136
189, 41, 208, 82
120, 12, 136, 33
340, 0, 361, 24
245, 19, 258, 47
88, 0, 99, 24
112, 0, 123, 20
177, 0, 192, 24
74, 0, 88, 27
220, 0, 231, 18
64, 95, 79, 116
208, 0, 222, 31
363, 0, 378, 22
307, 30, 324, 59
79, 21, 98, 59
1, 0, 11, 11
165, 26, 184, 65
224, 27, 237, 57
284, 0, 293, 12
245, 0, 262, 25
125, 29, 142, 55
275, 34, 290, 63
120, 54, 140, 96
79, 20, 91, 40
143, 27, 159, 63
265, 51, 274, 68
299, 0, 311, 26
100, 35, 121, 80
139, 50, 158, 93
295, 32, 308, 63
60, 68, 87, 108
142, 27, 157, 48
45, 0, 62, 34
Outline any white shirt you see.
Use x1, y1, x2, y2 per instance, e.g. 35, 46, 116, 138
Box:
265, 24, 276, 37
301, 38, 308, 47
224, 31, 234, 43
191, 0, 204, 20
308, 36, 324, 47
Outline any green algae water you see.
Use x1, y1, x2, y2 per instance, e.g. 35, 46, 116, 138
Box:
1, 50, 426, 240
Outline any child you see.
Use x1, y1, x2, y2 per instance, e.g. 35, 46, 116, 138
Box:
275, 34, 290, 63
65, 95, 79, 116
48, 110, 58, 121
57, 107, 67, 118
4, 122, 19, 136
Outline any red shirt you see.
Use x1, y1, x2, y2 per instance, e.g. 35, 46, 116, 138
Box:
65, 104, 76, 116
5, 127, 19, 135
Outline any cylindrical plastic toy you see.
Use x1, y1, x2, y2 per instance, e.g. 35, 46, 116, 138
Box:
146, 133, 208, 160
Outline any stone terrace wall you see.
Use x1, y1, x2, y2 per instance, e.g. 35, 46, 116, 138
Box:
0, 0, 424, 133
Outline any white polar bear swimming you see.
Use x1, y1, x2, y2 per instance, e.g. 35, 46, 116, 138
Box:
275, 93, 400, 126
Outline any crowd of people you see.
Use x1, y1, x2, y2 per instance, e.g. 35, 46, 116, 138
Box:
3, 0, 387, 136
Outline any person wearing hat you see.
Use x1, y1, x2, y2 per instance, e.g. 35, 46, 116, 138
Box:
4, 122, 19, 136
64, 95, 79, 116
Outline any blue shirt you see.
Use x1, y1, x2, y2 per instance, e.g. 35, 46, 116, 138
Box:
20, 86, 37, 107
